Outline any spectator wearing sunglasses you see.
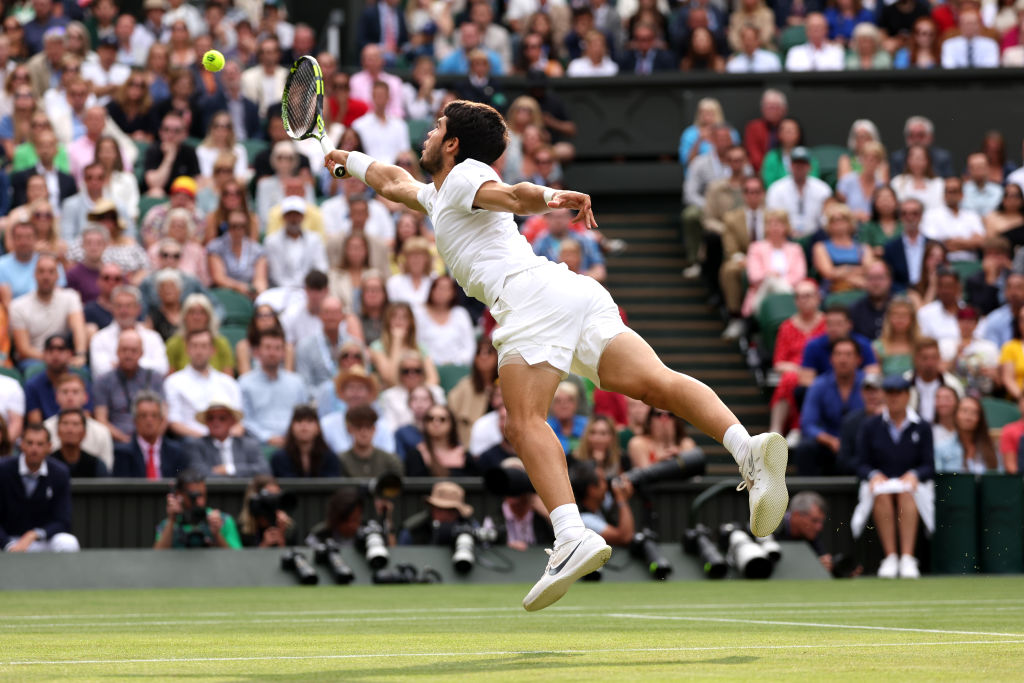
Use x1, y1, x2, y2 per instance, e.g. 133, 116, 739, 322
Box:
378, 351, 447, 430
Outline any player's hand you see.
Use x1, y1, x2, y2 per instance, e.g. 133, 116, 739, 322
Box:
324, 150, 350, 177
547, 190, 598, 229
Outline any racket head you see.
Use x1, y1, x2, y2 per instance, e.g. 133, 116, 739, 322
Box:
281, 56, 326, 142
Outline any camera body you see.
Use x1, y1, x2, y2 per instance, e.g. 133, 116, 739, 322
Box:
249, 490, 297, 522
355, 519, 390, 570
449, 522, 506, 574
617, 449, 706, 490
719, 522, 773, 579
281, 549, 319, 584
313, 539, 355, 584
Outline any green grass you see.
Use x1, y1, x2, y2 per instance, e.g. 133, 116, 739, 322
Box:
2, 578, 1024, 680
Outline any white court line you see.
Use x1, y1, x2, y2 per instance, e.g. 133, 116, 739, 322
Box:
609, 613, 1024, 639
5, 640, 1024, 667
6, 597, 1024, 621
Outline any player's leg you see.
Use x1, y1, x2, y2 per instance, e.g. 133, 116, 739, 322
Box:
896, 491, 920, 578
596, 330, 788, 537
872, 493, 899, 578
500, 360, 613, 612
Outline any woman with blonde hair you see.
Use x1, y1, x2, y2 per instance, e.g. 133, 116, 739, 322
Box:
838, 118, 888, 183
872, 297, 918, 376
164, 293, 235, 372
329, 232, 372, 312
727, 0, 775, 52
813, 204, 874, 292
368, 302, 439, 387
742, 209, 807, 317
845, 22, 891, 70
95, 136, 140, 228
386, 236, 436, 306
196, 110, 249, 183
27, 199, 67, 264
836, 140, 886, 222
575, 415, 625, 476
502, 96, 545, 184
106, 68, 156, 142
144, 42, 172, 101
678, 97, 727, 171
890, 144, 944, 210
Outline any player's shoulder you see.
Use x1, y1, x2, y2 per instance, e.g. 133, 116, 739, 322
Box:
449, 158, 501, 185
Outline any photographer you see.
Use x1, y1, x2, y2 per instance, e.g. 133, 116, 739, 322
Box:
496, 458, 554, 550
398, 481, 476, 545
237, 474, 298, 548
305, 486, 365, 547
153, 469, 242, 549
569, 461, 635, 547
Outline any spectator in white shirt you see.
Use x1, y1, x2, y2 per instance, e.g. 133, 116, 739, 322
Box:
414, 275, 476, 367
88, 285, 169, 375
567, 30, 619, 77
962, 153, 1004, 216
386, 236, 436, 306
916, 267, 963, 361
351, 80, 411, 166
0, 373, 25, 442
726, 24, 782, 73
81, 36, 130, 105
264, 197, 328, 289
785, 13, 844, 71
164, 328, 242, 438
765, 147, 834, 238
941, 10, 999, 69
921, 177, 985, 261
280, 270, 331, 346
240, 35, 288, 117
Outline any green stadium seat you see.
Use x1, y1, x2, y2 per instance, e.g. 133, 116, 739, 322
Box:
408, 119, 432, 151
220, 324, 248, 351
756, 293, 797, 361
779, 25, 807, 58
139, 196, 168, 223
210, 288, 254, 327
242, 138, 269, 165
982, 397, 1021, 429
437, 364, 471, 394
950, 260, 982, 282
22, 363, 44, 382
0, 366, 22, 384
810, 144, 849, 189
825, 289, 866, 310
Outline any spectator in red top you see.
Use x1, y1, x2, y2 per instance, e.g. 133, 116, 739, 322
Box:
998, 393, 1024, 474
326, 71, 370, 129
769, 280, 826, 436
743, 89, 787, 174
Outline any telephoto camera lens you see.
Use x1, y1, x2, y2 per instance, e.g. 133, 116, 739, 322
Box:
356, 520, 390, 570
630, 529, 672, 580
757, 534, 782, 563
452, 529, 476, 574
280, 549, 319, 585
313, 540, 355, 585
682, 525, 727, 579
720, 523, 773, 579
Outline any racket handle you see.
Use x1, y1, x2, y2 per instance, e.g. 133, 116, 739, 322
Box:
318, 137, 346, 179
332, 164, 346, 179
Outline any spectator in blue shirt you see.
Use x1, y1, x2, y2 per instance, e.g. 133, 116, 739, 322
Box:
824, 0, 875, 43
238, 329, 309, 447
800, 303, 879, 387
437, 22, 504, 76
548, 381, 589, 457
0, 221, 67, 300
795, 337, 865, 475
24, 335, 91, 423
533, 208, 606, 282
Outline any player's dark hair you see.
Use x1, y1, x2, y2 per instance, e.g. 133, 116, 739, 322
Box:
442, 100, 508, 165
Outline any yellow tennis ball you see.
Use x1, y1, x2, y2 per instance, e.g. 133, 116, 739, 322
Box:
202, 50, 225, 72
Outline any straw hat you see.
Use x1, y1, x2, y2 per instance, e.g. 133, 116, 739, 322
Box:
424, 481, 473, 518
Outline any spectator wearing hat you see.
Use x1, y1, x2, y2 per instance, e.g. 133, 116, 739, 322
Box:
89, 285, 168, 375
143, 111, 199, 197
82, 35, 130, 105
263, 198, 328, 290
853, 373, 933, 579
140, 175, 203, 247
61, 163, 112, 242
915, 267, 962, 362
239, 329, 308, 447
165, 328, 241, 437
351, 80, 411, 167
75, 199, 148, 283
186, 397, 269, 478
0, 221, 68, 301
837, 372, 884, 475
338, 404, 403, 478
319, 364, 397, 454
399, 480, 475, 545
263, 176, 325, 240
10, 256, 87, 373
0, 424, 79, 553
765, 146, 833, 239
43, 373, 114, 470
964, 236, 1011, 316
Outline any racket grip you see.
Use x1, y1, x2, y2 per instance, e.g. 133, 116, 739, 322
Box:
318, 136, 346, 179
332, 164, 346, 179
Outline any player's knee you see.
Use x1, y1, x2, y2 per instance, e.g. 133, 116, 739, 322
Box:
503, 413, 539, 448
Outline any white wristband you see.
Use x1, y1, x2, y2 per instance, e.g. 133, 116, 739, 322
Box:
543, 187, 556, 205
345, 151, 375, 183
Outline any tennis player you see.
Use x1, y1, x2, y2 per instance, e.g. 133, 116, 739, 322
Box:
325, 100, 788, 611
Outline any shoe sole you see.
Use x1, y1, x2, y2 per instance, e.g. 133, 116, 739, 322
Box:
750, 432, 789, 537
522, 544, 612, 612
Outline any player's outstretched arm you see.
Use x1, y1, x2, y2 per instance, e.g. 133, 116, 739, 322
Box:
474, 181, 598, 228
324, 150, 426, 213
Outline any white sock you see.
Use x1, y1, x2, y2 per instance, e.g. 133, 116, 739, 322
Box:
723, 424, 751, 467
550, 503, 586, 547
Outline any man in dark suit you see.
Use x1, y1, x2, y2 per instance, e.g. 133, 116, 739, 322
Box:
889, 116, 954, 178
0, 423, 79, 552
113, 391, 188, 479
617, 22, 676, 74
357, 0, 409, 65
10, 128, 77, 208
884, 198, 931, 291
187, 398, 270, 478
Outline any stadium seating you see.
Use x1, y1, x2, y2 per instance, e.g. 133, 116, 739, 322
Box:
210, 288, 255, 327
438, 364, 471, 394
981, 397, 1021, 429
824, 290, 866, 309
811, 145, 849, 189
757, 293, 798, 362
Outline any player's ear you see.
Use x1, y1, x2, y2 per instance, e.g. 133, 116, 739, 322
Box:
445, 136, 459, 155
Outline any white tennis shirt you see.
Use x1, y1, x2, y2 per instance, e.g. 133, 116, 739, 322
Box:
417, 159, 547, 307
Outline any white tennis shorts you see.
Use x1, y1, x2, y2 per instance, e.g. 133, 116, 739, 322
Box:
490, 262, 629, 387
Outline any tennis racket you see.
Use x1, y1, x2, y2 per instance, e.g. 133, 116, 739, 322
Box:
281, 55, 345, 178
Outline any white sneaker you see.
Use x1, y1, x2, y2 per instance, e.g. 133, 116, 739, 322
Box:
878, 554, 899, 578
899, 554, 920, 579
682, 264, 702, 279
737, 432, 790, 537
722, 319, 745, 340
522, 530, 612, 612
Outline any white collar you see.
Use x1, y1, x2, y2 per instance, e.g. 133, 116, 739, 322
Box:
18, 454, 48, 477
882, 407, 921, 427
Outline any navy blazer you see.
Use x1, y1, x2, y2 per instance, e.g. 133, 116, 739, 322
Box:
112, 436, 189, 479
617, 48, 677, 73
0, 456, 72, 547
11, 168, 77, 208
199, 92, 261, 140
883, 235, 937, 291
187, 435, 270, 478
357, 4, 409, 52
854, 413, 934, 482
269, 448, 342, 478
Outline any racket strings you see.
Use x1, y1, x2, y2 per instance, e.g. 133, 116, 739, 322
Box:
284, 63, 320, 136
